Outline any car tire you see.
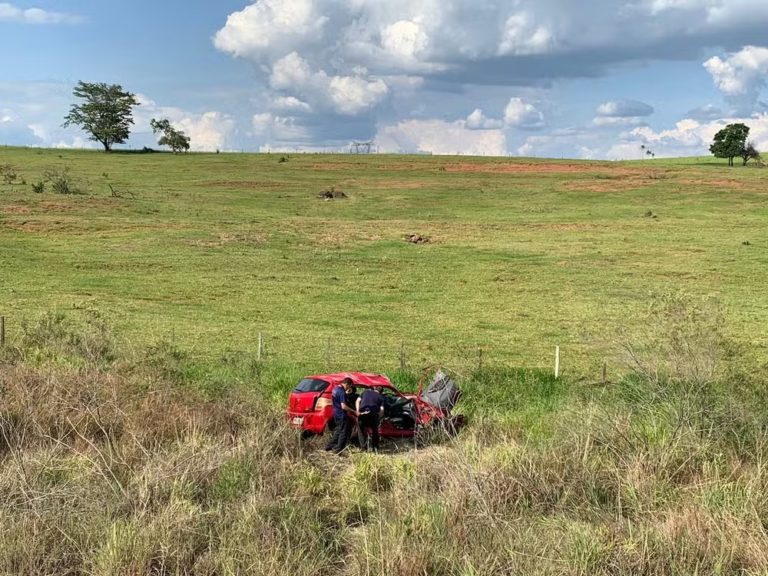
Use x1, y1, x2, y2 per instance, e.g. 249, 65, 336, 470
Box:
301, 429, 315, 440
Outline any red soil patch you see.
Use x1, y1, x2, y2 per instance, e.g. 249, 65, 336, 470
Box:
197, 180, 285, 189
441, 162, 646, 176
0, 204, 32, 214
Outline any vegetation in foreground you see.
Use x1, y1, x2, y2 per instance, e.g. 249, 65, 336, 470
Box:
2, 297, 768, 575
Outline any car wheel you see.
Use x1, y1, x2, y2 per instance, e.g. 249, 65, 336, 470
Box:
300, 429, 315, 440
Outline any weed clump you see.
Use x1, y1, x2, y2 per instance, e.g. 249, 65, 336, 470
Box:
318, 186, 347, 199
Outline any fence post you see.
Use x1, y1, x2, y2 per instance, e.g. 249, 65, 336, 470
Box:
0, 316, 4, 347
257, 332, 264, 362
602, 362, 607, 385
399, 342, 406, 372
555, 346, 560, 379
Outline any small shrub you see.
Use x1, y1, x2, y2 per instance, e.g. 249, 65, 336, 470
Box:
0, 163, 19, 185
43, 167, 80, 195
19, 309, 116, 366
31, 181, 45, 194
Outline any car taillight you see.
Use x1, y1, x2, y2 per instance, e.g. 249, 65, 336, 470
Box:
314, 397, 331, 411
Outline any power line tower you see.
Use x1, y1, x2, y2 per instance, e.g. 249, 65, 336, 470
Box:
350, 140, 373, 154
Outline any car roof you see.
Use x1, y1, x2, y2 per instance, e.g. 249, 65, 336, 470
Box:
304, 372, 397, 390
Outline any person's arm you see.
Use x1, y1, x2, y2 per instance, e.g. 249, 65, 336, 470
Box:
356, 398, 362, 414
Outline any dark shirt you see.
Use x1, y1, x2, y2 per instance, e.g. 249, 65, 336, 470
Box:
359, 389, 384, 414
331, 385, 349, 420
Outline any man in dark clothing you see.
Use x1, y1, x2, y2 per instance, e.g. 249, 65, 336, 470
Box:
356, 387, 385, 452
325, 378, 357, 454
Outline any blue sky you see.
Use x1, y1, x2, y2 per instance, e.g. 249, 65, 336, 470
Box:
1, 0, 768, 158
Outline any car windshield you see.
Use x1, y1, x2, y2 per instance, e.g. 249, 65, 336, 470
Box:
294, 378, 329, 393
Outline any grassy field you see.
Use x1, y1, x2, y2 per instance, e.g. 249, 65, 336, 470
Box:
1, 147, 767, 377
2, 147, 768, 574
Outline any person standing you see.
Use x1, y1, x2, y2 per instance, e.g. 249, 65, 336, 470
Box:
356, 387, 385, 452
325, 377, 357, 454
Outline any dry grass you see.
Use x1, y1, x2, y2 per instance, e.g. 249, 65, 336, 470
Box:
1, 300, 767, 575
2, 356, 768, 575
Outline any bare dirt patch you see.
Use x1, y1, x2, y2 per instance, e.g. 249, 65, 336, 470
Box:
197, 180, 285, 190
677, 178, 751, 190
442, 162, 647, 176
0, 204, 32, 215
187, 232, 266, 248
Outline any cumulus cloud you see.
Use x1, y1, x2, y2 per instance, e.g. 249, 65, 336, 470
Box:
0, 3, 81, 24
253, 113, 311, 142
504, 98, 545, 129
498, 12, 555, 56
269, 52, 389, 115
704, 46, 768, 113
465, 108, 504, 130
212, 1, 768, 150
375, 119, 506, 156
272, 96, 312, 113
134, 96, 236, 152
213, 0, 328, 60
596, 99, 654, 118
627, 114, 768, 157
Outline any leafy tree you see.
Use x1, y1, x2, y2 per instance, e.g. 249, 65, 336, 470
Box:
63, 82, 139, 152
710, 123, 750, 166
740, 140, 760, 166
150, 118, 191, 153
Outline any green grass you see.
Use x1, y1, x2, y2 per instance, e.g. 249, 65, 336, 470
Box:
1, 147, 767, 378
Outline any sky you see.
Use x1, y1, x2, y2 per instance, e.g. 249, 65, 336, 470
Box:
2, 0, 768, 159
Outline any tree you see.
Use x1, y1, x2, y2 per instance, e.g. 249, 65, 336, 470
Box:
710, 123, 750, 166
63, 82, 139, 152
150, 118, 191, 154
740, 140, 760, 166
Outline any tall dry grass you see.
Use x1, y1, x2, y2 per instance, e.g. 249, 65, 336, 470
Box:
1, 304, 767, 575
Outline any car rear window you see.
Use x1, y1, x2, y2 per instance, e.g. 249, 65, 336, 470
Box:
294, 378, 329, 393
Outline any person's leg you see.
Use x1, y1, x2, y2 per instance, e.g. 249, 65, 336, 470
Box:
370, 413, 380, 451
357, 414, 369, 451
325, 418, 342, 451
333, 416, 351, 453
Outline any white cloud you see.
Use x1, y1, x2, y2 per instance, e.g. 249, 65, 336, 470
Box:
596, 99, 654, 117
629, 114, 768, 157
272, 96, 311, 112
381, 20, 429, 59
0, 3, 81, 24
375, 119, 506, 156
213, 0, 328, 60
465, 108, 504, 130
504, 98, 545, 129
327, 75, 389, 115
175, 112, 235, 152
253, 113, 310, 142
498, 12, 555, 56
269, 52, 389, 116
704, 45, 768, 113
134, 96, 236, 152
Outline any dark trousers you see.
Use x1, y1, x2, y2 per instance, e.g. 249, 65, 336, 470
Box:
325, 415, 352, 453
357, 412, 380, 451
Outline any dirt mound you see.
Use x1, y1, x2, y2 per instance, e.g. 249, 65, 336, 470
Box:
318, 187, 347, 200
405, 234, 430, 244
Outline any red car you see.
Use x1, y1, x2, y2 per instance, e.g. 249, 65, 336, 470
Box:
287, 371, 463, 439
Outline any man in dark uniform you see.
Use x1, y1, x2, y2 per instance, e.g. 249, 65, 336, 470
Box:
325, 377, 357, 454
356, 387, 385, 452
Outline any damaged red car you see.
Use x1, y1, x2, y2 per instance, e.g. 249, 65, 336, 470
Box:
286, 371, 463, 439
